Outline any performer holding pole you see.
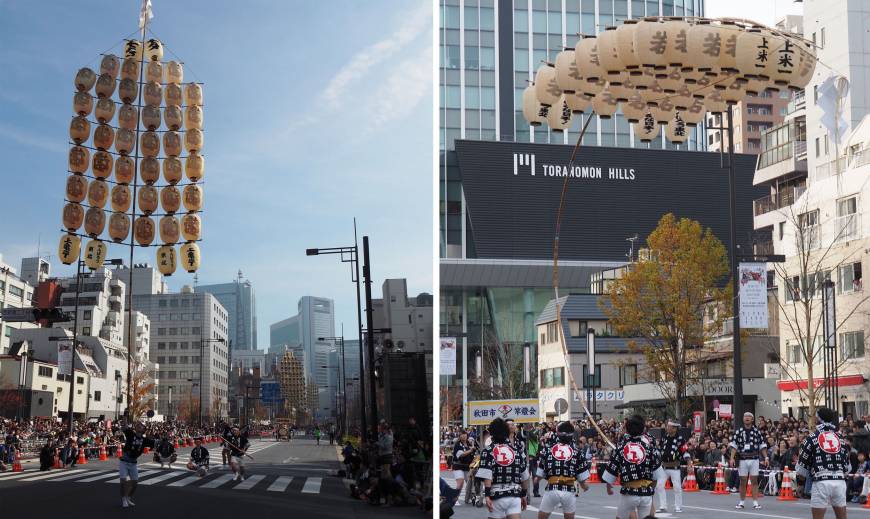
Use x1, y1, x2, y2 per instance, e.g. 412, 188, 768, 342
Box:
225, 426, 250, 481
479, 418, 529, 519
536, 421, 590, 519
117, 421, 156, 508
655, 420, 687, 513
796, 407, 850, 519
602, 415, 664, 519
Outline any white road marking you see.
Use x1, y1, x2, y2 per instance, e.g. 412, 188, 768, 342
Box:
105, 469, 156, 483
52, 470, 113, 481
681, 504, 811, 518
301, 477, 322, 493
234, 474, 265, 490
526, 505, 599, 519
0, 471, 37, 480
20, 469, 85, 481
267, 476, 293, 492
139, 471, 187, 485
200, 473, 235, 488
167, 475, 201, 487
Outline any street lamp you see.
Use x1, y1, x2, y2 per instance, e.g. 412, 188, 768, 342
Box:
306, 218, 370, 440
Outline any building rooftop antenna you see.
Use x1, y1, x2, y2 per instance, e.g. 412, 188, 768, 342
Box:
626, 234, 639, 262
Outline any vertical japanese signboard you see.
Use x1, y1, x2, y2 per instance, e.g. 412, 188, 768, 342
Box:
739, 262, 768, 328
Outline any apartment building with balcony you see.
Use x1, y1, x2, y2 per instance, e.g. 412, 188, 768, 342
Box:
0, 255, 36, 355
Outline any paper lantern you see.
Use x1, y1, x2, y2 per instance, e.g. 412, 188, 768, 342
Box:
121, 58, 139, 81
146, 38, 163, 61
712, 68, 739, 91
159, 216, 180, 244
84, 207, 105, 237
160, 185, 181, 213
144, 82, 162, 107
100, 54, 120, 79
681, 67, 705, 86
134, 216, 156, 246
163, 131, 182, 157
185, 152, 204, 181
184, 128, 204, 153
108, 212, 130, 242
95, 73, 116, 98
63, 203, 84, 231
722, 79, 745, 105
656, 65, 683, 93
165, 83, 183, 106
704, 88, 728, 113
91, 151, 113, 179
546, 96, 572, 132
182, 184, 203, 212
650, 97, 675, 124
140, 131, 161, 158
591, 88, 619, 119
790, 39, 816, 90
66, 175, 88, 203
123, 40, 142, 61
69, 146, 90, 173
117, 78, 137, 104
185, 83, 203, 106
616, 20, 640, 72
75, 67, 96, 92
181, 214, 201, 242
93, 124, 114, 151
666, 112, 689, 144
554, 49, 584, 93
534, 65, 560, 107
631, 66, 656, 91
179, 243, 200, 273
166, 61, 184, 84
138, 185, 158, 214
565, 91, 590, 113
87, 179, 109, 208
145, 61, 163, 83
580, 77, 606, 98
742, 75, 769, 96
663, 18, 691, 68
110, 185, 131, 212
164, 105, 183, 130
164, 157, 183, 184
633, 112, 659, 142
69, 116, 90, 144
94, 98, 115, 124
769, 35, 800, 86
608, 77, 634, 102
736, 28, 774, 80
575, 36, 604, 82
73, 92, 93, 116
156, 245, 177, 276
672, 84, 693, 111
115, 128, 135, 155
638, 81, 664, 106
621, 93, 647, 123
140, 105, 160, 131
634, 18, 667, 69
83, 239, 107, 269
140, 157, 160, 184
597, 27, 625, 80
58, 234, 81, 265
682, 98, 706, 126
687, 21, 721, 74
115, 156, 134, 184
718, 21, 740, 72
118, 104, 138, 130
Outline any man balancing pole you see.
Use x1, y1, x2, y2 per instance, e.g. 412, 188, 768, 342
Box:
117, 421, 156, 508
224, 426, 251, 481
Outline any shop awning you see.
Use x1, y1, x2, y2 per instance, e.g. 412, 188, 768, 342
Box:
614, 398, 667, 410
777, 374, 866, 391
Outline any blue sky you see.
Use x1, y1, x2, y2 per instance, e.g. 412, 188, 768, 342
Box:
0, 0, 434, 350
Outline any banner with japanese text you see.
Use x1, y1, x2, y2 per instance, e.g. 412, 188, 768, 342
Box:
739, 262, 768, 328
467, 398, 539, 425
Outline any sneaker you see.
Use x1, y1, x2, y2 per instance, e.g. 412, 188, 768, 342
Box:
240, 475, 246, 481
656, 508, 668, 513
735, 503, 745, 509
127, 498, 136, 507
233, 474, 239, 481
674, 508, 683, 513
753, 503, 762, 510
122, 498, 129, 508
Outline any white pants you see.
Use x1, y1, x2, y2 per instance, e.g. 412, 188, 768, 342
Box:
488, 496, 522, 519
539, 489, 576, 514
738, 459, 760, 477
655, 468, 682, 509
616, 495, 652, 519
811, 480, 847, 508
118, 460, 139, 481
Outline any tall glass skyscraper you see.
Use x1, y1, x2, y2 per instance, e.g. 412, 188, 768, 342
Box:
197, 278, 258, 352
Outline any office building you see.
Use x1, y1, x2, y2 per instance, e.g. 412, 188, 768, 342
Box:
19, 257, 50, 293
197, 274, 258, 352
0, 256, 35, 355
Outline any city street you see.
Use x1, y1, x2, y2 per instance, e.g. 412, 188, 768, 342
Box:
441, 470, 870, 519
0, 438, 419, 518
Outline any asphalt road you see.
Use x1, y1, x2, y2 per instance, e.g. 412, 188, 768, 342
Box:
441, 470, 870, 519
0, 437, 423, 518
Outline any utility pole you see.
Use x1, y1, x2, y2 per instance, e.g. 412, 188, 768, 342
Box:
362, 236, 378, 437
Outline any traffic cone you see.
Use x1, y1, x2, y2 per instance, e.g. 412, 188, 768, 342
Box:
588, 457, 601, 483
188, 437, 193, 447
747, 479, 754, 498
665, 477, 673, 489
778, 466, 796, 501
712, 464, 729, 494
116, 445, 122, 458
863, 494, 870, 509
174, 438, 179, 449
615, 476, 621, 486
99, 445, 107, 461
143, 446, 150, 454
77, 446, 87, 465
53, 453, 62, 469
439, 453, 447, 471
683, 465, 700, 492
12, 450, 23, 472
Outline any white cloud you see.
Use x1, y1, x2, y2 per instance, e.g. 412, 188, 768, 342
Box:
0, 123, 65, 154
368, 44, 432, 130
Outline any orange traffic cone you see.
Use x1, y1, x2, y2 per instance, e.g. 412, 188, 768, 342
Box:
863, 494, 870, 509
116, 444, 122, 458
174, 438, 179, 449
665, 477, 673, 489
53, 453, 62, 469
439, 453, 447, 471
77, 446, 87, 465
712, 464, 729, 494
683, 465, 700, 492
188, 437, 193, 447
588, 457, 601, 483
747, 479, 755, 499
12, 450, 23, 472
778, 466, 796, 501
143, 446, 150, 454
98, 445, 108, 461
615, 476, 621, 486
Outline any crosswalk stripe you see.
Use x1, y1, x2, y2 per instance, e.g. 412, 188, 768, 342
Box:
20, 469, 86, 481
233, 474, 265, 490
105, 469, 156, 483
200, 473, 234, 488
267, 476, 293, 492
167, 475, 201, 487
0, 471, 40, 481
79, 471, 122, 482
53, 470, 113, 481
139, 471, 188, 485
301, 477, 322, 494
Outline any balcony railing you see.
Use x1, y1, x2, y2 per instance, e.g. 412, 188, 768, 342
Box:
754, 241, 775, 255
753, 186, 806, 216
787, 90, 805, 114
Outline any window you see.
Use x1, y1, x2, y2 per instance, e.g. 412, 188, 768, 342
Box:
82, 327, 91, 335
76, 376, 84, 384
94, 391, 101, 401
159, 300, 167, 307
169, 327, 178, 335
798, 209, 820, 249
815, 137, 820, 157
820, 27, 825, 48
839, 262, 863, 293
785, 275, 801, 302
840, 331, 865, 360
621, 364, 637, 386
787, 342, 803, 364
157, 328, 166, 336
157, 342, 166, 350
837, 196, 859, 240
582, 364, 601, 388
192, 327, 200, 334
8, 285, 23, 298
540, 367, 565, 388
158, 356, 165, 364
568, 320, 588, 337
38, 366, 53, 377
83, 310, 92, 320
